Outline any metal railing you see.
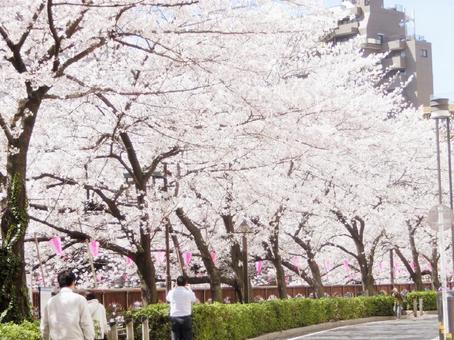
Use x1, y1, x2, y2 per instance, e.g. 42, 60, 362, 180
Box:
108, 319, 150, 340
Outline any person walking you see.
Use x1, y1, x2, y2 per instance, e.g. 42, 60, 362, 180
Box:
166, 275, 197, 340
40, 269, 95, 340
86, 292, 110, 340
392, 287, 404, 319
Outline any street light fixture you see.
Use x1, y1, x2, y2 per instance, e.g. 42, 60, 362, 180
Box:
237, 219, 253, 303
428, 205, 454, 340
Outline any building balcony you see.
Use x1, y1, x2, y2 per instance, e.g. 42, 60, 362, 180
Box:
361, 38, 383, 51
383, 56, 406, 70
334, 22, 359, 38
387, 39, 406, 51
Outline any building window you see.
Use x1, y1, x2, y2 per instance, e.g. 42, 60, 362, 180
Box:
421, 49, 428, 57
377, 34, 384, 44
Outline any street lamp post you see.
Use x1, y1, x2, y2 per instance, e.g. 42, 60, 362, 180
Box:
431, 98, 454, 266
428, 205, 454, 340
237, 220, 252, 303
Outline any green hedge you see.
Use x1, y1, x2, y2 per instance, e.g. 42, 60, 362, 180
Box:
0, 296, 394, 340
0, 321, 41, 340
128, 296, 394, 340
405, 291, 437, 311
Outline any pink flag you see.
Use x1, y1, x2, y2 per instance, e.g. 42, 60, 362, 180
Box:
343, 259, 350, 272
210, 251, 217, 264
183, 251, 192, 266
378, 261, 384, 273
50, 237, 63, 256
155, 251, 166, 265
125, 256, 133, 266
255, 260, 263, 274
89, 240, 99, 258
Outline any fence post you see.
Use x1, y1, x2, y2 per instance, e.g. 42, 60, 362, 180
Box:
109, 323, 118, 340
419, 297, 424, 317
126, 320, 134, 340
142, 319, 150, 340
413, 298, 418, 317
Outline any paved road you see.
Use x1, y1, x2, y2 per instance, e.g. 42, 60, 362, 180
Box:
288, 316, 438, 340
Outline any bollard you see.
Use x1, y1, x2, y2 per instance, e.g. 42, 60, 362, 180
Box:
126, 320, 134, 340
437, 291, 454, 340
413, 298, 418, 317
419, 298, 424, 317
142, 319, 150, 340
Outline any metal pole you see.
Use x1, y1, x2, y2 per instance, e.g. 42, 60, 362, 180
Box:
439, 207, 450, 339
243, 234, 249, 303
390, 249, 395, 288
446, 119, 454, 274
436, 119, 443, 205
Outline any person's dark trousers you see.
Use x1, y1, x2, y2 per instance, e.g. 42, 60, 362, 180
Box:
170, 315, 192, 340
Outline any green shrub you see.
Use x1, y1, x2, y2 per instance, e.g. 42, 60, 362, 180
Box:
0, 321, 41, 340
129, 295, 394, 340
405, 291, 437, 311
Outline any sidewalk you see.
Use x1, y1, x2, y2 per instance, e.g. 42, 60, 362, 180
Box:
249, 312, 437, 340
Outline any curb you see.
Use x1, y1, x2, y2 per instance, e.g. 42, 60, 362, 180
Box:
248, 312, 437, 340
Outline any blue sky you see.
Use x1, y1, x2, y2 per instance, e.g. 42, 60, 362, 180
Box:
325, 0, 454, 100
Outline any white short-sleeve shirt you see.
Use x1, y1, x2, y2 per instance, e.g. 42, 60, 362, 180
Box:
166, 286, 196, 317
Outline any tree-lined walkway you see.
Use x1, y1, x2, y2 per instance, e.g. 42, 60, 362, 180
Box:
290, 315, 438, 340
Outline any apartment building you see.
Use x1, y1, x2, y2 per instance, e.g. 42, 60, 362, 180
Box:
332, 0, 433, 107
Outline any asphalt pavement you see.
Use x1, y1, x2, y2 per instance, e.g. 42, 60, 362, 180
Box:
289, 315, 438, 340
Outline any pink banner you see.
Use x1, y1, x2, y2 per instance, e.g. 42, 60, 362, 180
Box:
155, 251, 166, 265
343, 259, 350, 272
291, 256, 301, 273
210, 251, 217, 264
89, 240, 99, 258
183, 251, 192, 266
50, 237, 63, 256
255, 260, 263, 274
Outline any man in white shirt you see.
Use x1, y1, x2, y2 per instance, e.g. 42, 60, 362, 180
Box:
166, 275, 197, 340
86, 292, 110, 340
40, 270, 95, 340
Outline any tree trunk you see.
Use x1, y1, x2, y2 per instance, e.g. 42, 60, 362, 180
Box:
135, 251, 157, 304
0, 167, 30, 322
357, 252, 375, 296
267, 209, 287, 299
176, 208, 222, 302
307, 258, 324, 298
273, 256, 287, 299
0, 89, 47, 322
430, 244, 441, 290
222, 215, 245, 302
